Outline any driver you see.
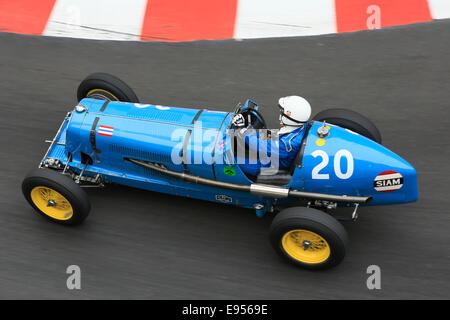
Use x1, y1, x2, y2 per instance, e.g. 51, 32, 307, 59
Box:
232, 96, 311, 176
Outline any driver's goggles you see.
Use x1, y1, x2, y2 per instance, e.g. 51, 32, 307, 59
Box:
278, 104, 305, 125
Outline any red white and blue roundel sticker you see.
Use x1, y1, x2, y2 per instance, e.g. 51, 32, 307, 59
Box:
374, 170, 403, 192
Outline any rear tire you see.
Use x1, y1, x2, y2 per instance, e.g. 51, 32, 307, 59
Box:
77, 73, 139, 103
22, 169, 90, 225
313, 108, 382, 144
270, 207, 348, 270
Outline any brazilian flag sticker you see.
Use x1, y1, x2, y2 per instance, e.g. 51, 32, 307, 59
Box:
223, 166, 236, 177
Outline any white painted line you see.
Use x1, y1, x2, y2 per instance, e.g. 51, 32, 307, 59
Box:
43, 0, 148, 41
428, 0, 450, 19
234, 0, 336, 39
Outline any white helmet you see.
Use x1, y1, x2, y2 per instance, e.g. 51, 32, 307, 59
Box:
278, 96, 311, 127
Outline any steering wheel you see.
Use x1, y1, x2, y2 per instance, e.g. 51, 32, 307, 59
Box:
240, 108, 267, 129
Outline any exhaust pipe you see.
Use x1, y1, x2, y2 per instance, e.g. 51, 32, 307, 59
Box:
127, 158, 371, 204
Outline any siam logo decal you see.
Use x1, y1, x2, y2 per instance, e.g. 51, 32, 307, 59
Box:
374, 170, 403, 192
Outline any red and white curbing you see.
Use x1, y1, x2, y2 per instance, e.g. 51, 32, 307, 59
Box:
0, 0, 449, 42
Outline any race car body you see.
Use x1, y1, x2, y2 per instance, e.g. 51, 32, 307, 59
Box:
22, 73, 419, 270
43, 98, 417, 214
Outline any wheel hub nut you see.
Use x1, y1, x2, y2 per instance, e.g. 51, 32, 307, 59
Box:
47, 200, 56, 207
302, 240, 311, 250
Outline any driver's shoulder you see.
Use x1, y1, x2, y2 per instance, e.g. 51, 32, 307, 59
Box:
279, 127, 304, 139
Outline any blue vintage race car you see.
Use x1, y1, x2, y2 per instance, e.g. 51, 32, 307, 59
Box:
22, 73, 418, 270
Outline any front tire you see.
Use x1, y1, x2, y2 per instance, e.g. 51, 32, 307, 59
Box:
77, 73, 139, 103
270, 207, 349, 270
22, 169, 90, 225
313, 108, 382, 144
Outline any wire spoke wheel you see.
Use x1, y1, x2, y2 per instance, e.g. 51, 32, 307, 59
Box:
31, 186, 73, 220
282, 229, 331, 264
77, 73, 139, 103
270, 207, 348, 270
86, 88, 119, 101
22, 169, 90, 225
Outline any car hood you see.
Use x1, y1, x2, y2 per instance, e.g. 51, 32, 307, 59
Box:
78, 98, 229, 129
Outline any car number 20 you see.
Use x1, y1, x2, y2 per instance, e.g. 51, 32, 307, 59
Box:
311, 149, 354, 179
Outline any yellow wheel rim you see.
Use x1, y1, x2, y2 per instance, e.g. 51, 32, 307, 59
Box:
281, 229, 331, 264
30, 186, 73, 220
86, 89, 119, 101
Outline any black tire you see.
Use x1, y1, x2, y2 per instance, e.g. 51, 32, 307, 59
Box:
313, 108, 382, 144
22, 169, 90, 225
77, 73, 139, 103
270, 207, 349, 270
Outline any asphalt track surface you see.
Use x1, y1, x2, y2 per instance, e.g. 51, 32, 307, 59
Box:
0, 20, 449, 299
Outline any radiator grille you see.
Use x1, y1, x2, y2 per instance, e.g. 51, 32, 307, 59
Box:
109, 144, 171, 163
